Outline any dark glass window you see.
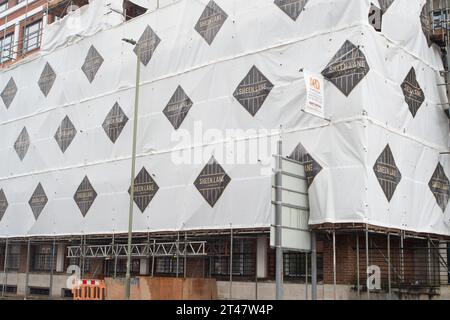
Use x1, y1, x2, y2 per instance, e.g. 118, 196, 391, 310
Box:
209, 238, 256, 279
105, 258, 140, 276
0, 244, 21, 270
155, 256, 184, 275
32, 245, 56, 272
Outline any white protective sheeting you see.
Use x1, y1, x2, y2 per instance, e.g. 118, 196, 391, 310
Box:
41, 0, 124, 54
0, 0, 449, 237
128, 0, 179, 10
128, 0, 151, 8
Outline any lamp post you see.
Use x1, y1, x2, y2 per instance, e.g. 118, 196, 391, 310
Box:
122, 37, 140, 300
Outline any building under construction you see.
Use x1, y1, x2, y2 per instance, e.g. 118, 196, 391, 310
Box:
1, 0, 450, 300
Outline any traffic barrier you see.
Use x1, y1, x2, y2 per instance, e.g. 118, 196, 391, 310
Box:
72, 279, 106, 300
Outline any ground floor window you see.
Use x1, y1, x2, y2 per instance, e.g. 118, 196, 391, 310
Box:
155, 256, 184, 276
105, 258, 140, 276
0, 244, 21, 271
268, 251, 324, 283
32, 244, 56, 272
208, 238, 256, 279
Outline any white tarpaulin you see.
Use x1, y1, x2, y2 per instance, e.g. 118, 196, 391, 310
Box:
128, 0, 150, 8
0, 0, 449, 237
41, 0, 124, 54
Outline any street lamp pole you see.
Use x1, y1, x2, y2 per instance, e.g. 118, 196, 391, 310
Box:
122, 37, 140, 300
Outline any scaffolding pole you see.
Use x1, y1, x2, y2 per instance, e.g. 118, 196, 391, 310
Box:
427, 237, 432, 287
400, 231, 405, 283
21, 0, 30, 58
25, 239, 31, 299
388, 233, 391, 300
203, 253, 206, 279
332, 230, 336, 300
176, 232, 180, 278
255, 267, 258, 300
184, 232, 187, 278
81, 235, 85, 278
275, 139, 283, 300
229, 226, 233, 300
113, 234, 118, 278
49, 237, 56, 298
146, 231, 150, 276
305, 252, 308, 300
311, 231, 317, 300
356, 233, 360, 299
2, 239, 8, 297
365, 228, 370, 300
151, 239, 155, 277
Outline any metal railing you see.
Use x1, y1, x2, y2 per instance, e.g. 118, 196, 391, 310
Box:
0, 28, 43, 66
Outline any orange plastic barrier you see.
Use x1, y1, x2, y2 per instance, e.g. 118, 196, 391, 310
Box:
72, 280, 106, 300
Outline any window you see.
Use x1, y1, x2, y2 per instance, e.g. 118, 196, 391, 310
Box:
23, 20, 42, 53
32, 245, 56, 272
0, 33, 14, 63
68, 257, 92, 275
17, 0, 26, 4
155, 257, 184, 275
0, 285, 17, 294
106, 258, 140, 276
28, 286, 50, 296
209, 239, 256, 279
6, 245, 20, 270
283, 252, 323, 282
0, 1, 8, 13
283, 252, 308, 278
432, 9, 449, 29
0, 244, 21, 270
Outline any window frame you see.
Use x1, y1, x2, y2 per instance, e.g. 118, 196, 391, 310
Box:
32, 244, 56, 272
0, 33, 14, 63
106, 258, 140, 276
209, 238, 256, 279
23, 19, 43, 54
155, 256, 184, 276
0, 1, 8, 13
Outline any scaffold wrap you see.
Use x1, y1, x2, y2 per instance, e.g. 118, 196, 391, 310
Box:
0, 0, 449, 237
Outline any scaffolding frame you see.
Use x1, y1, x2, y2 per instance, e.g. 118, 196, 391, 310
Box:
67, 240, 207, 259
317, 224, 450, 300
423, 0, 450, 113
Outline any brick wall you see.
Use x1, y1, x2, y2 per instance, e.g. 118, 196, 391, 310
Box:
0, 0, 46, 25
319, 232, 437, 287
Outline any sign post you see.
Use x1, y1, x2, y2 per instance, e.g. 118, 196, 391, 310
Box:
271, 141, 313, 299
274, 140, 283, 300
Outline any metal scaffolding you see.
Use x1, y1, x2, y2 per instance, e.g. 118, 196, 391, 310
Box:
319, 226, 450, 300
424, 0, 450, 112
67, 240, 207, 259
